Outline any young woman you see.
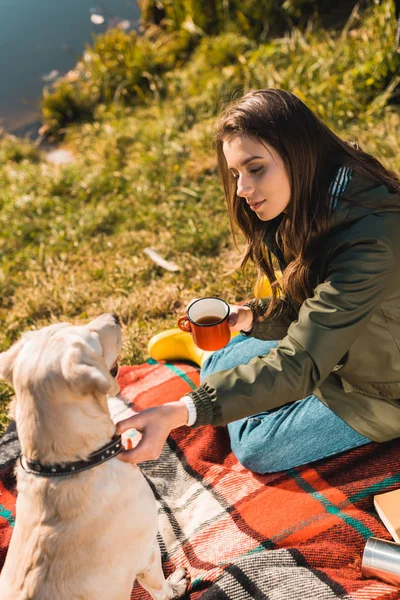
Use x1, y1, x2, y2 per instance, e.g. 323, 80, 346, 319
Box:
117, 88, 400, 473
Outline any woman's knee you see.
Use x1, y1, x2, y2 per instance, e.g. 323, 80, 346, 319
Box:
230, 441, 280, 474
201, 336, 279, 381
231, 444, 268, 473
228, 406, 373, 473
201, 349, 227, 380
228, 418, 283, 474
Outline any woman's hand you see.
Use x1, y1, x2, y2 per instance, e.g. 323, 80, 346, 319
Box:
228, 304, 253, 332
116, 400, 189, 464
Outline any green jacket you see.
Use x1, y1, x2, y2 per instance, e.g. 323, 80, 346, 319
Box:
188, 173, 400, 442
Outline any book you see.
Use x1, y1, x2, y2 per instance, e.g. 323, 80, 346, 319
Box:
374, 488, 400, 543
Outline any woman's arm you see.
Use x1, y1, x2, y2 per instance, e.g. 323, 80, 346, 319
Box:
189, 225, 396, 427
116, 218, 397, 462
240, 296, 295, 339
229, 294, 295, 339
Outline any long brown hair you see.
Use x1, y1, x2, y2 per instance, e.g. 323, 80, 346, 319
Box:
215, 88, 400, 315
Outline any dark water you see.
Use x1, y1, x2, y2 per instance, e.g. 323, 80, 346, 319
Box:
0, 0, 139, 136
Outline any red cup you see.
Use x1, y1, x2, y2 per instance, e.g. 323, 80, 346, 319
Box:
177, 297, 230, 351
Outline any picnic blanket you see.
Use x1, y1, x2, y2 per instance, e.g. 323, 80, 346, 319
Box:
1, 359, 400, 599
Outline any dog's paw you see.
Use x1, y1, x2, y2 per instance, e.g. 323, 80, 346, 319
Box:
166, 567, 190, 599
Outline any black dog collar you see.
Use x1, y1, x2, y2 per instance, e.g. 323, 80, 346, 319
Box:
19, 435, 123, 478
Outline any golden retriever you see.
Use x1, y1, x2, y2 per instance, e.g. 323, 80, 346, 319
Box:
0, 314, 189, 600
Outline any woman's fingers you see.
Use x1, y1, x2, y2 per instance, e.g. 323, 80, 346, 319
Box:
228, 305, 253, 331
116, 407, 172, 463
118, 438, 162, 464
117, 424, 166, 463
115, 413, 142, 435
116, 402, 188, 464
228, 310, 239, 327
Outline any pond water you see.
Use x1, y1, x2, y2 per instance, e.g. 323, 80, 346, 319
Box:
0, 0, 139, 136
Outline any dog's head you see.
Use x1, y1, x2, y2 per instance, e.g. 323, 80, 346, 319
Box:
0, 314, 122, 460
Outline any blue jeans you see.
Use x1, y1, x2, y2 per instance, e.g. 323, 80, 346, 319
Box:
201, 335, 371, 474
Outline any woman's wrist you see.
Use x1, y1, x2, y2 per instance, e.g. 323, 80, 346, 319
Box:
240, 306, 254, 332
241, 301, 258, 334
163, 400, 189, 428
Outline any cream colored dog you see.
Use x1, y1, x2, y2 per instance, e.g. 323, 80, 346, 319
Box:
0, 314, 189, 600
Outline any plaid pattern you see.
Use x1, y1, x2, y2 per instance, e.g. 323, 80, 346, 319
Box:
1, 360, 400, 599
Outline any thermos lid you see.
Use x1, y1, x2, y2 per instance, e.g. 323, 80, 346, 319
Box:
362, 537, 378, 570
362, 536, 400, 587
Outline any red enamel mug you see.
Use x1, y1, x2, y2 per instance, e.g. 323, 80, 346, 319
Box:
177, 297, 230, 351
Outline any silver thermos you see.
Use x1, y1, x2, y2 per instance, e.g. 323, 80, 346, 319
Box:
362, 537, 400, 586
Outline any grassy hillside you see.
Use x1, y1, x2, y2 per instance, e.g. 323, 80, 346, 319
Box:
0, 0, 399, 431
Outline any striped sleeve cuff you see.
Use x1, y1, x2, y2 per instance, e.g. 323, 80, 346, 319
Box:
182, 395, 197, 426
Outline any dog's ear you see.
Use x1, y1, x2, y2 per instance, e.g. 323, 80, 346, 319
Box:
0, 340, 23, 386
61, 341, 119, 397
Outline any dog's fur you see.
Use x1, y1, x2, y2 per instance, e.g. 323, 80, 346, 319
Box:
0, 314, 189, 600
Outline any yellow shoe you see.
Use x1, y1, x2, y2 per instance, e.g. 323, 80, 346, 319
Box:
148, 328, 214, 367
254, 277, 272, 298
253, 272, 282, 298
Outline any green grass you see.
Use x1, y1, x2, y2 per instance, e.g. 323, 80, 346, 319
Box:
0, 0, 399, 433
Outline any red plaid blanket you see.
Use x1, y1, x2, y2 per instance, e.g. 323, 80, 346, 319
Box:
1, 360, 400, 599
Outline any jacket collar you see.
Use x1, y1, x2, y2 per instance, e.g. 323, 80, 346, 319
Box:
330, 171, 400, 230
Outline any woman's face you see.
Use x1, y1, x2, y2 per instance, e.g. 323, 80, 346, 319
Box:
223, 135, 291, 221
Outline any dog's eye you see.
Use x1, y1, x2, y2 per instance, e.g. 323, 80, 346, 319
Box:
110, 362, 119, 378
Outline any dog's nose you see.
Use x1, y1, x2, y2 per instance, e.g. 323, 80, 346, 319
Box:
111, 314, 121, 326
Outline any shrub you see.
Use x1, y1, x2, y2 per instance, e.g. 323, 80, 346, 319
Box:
138, 0, 335, 38
0, 135, 41, 164
247, 0, 399, 127
163, 0, 399, 130
42, 27, 194, 136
